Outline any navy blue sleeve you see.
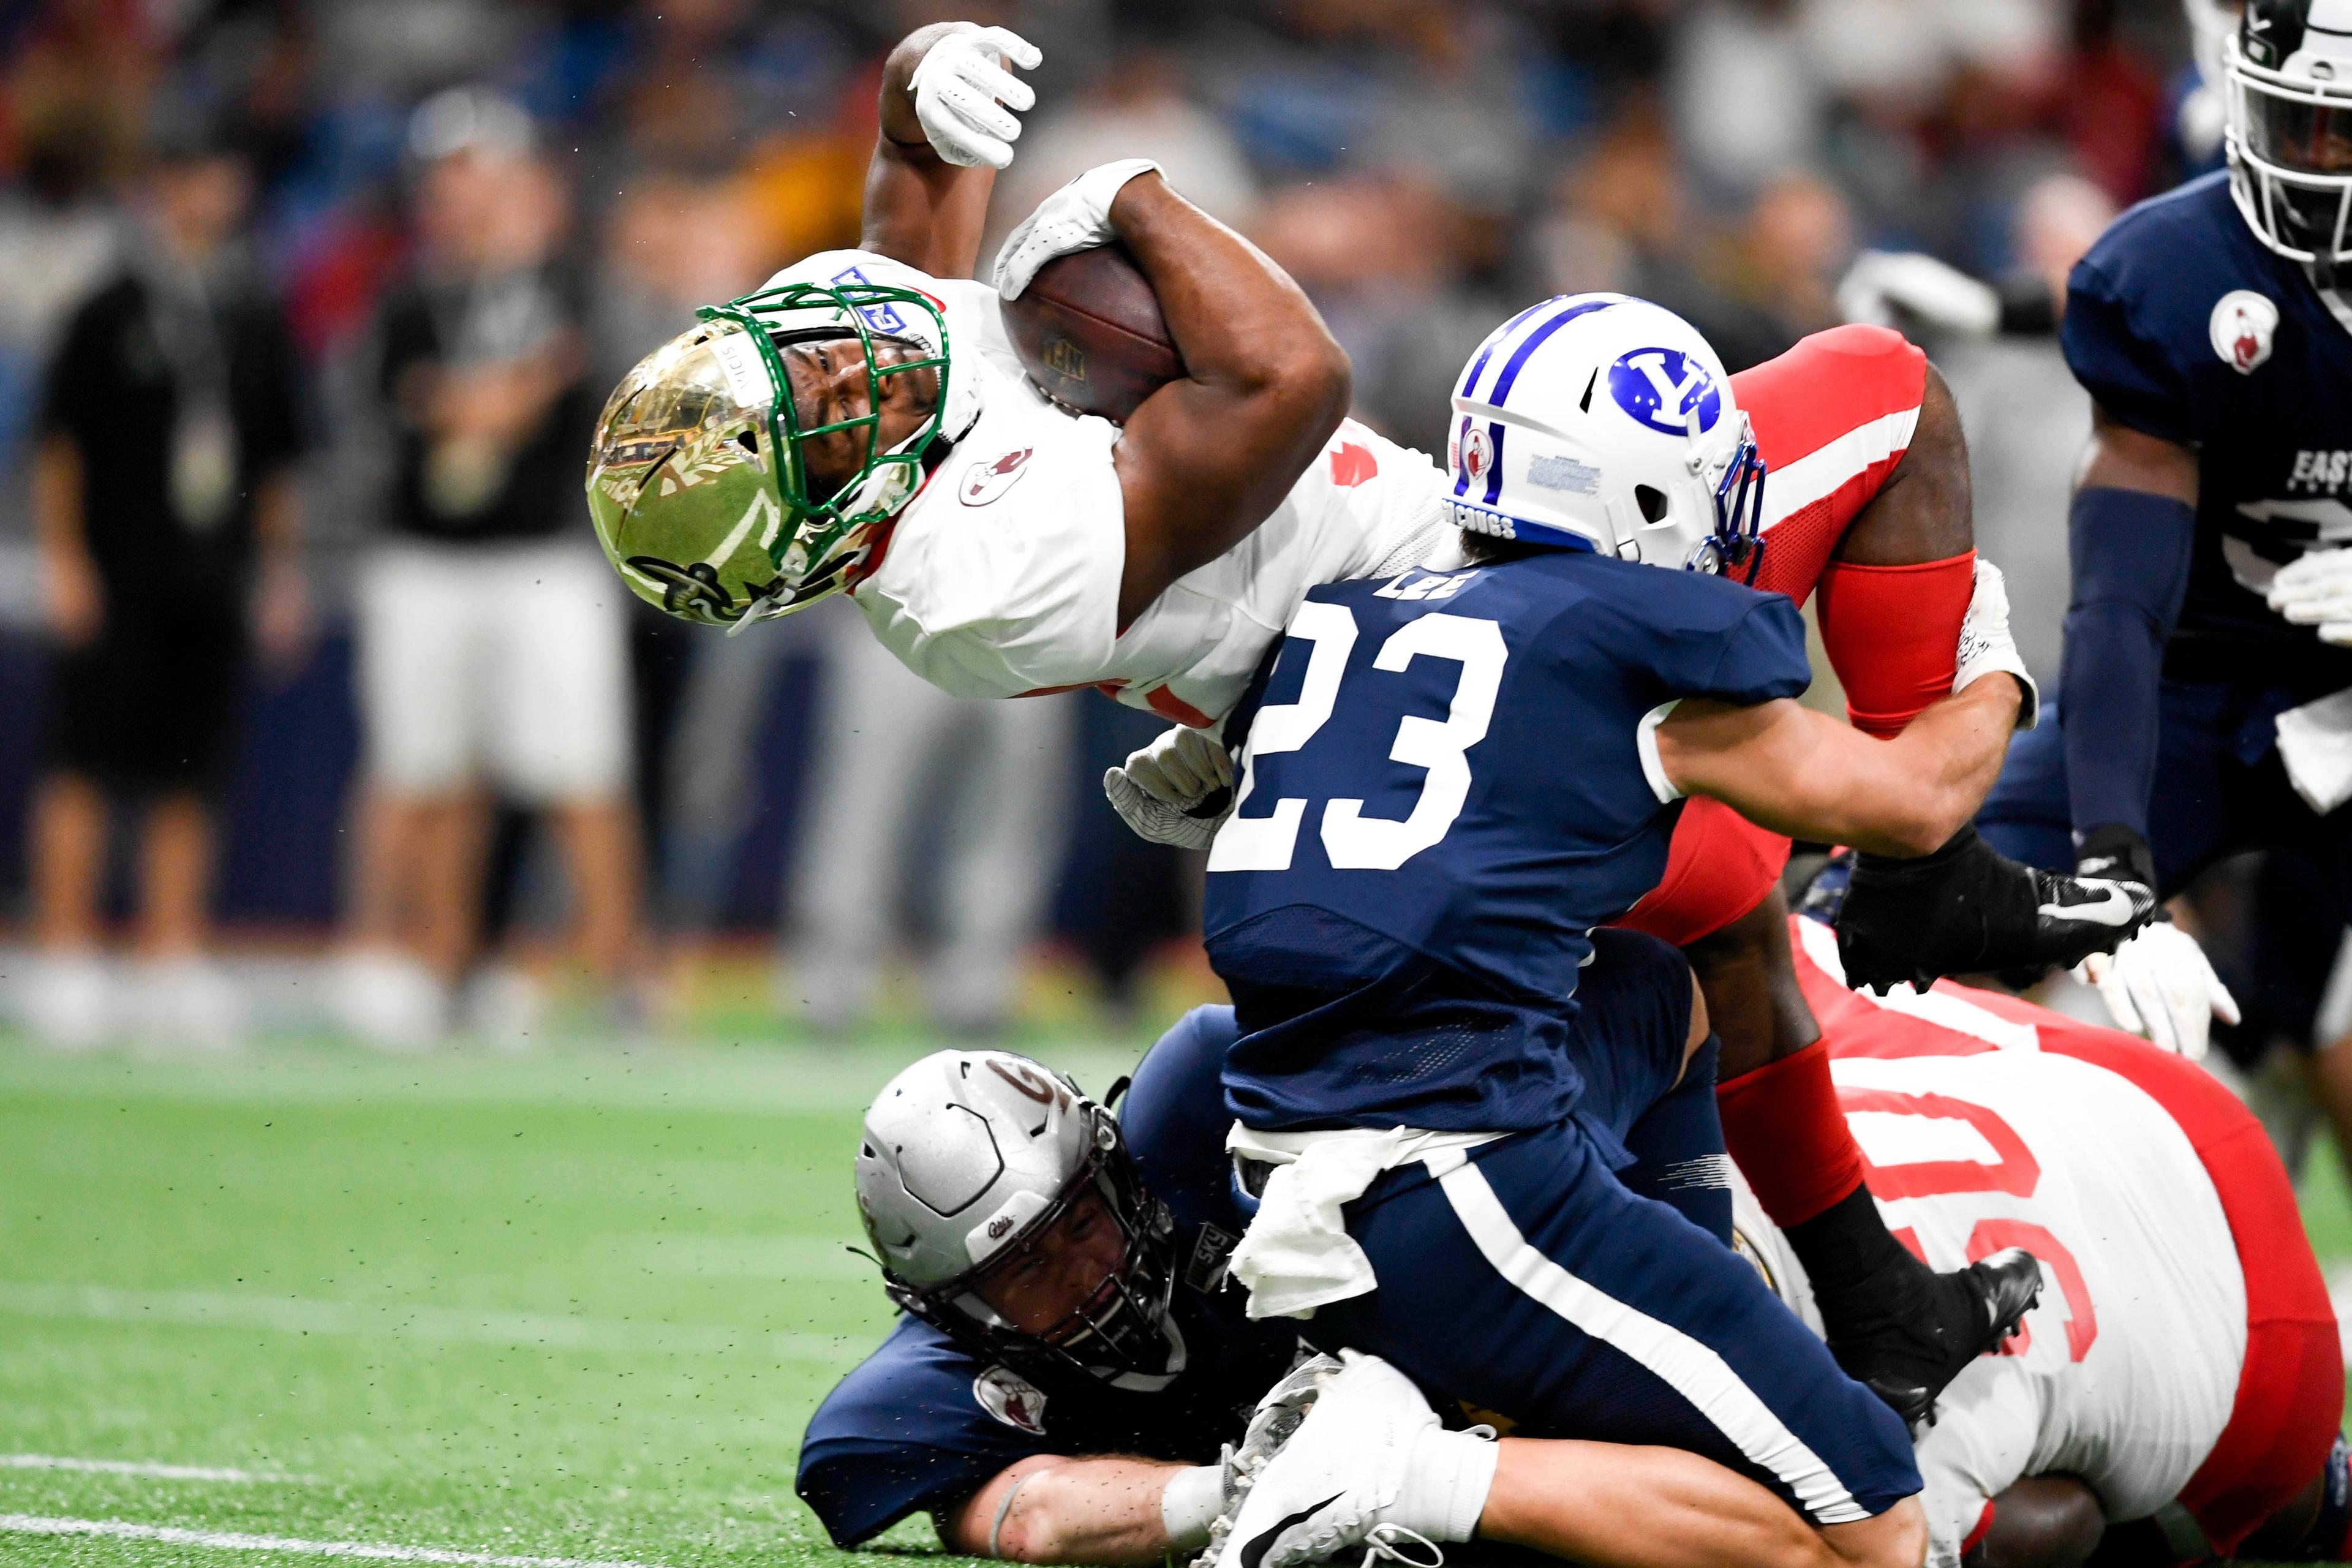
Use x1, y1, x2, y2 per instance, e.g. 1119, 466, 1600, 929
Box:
1617, 578, 1811, 707
1122, 1005, 1244, 1234
796, 1322, 1050, 1547
2059, 486, 2197, 843
2059, 257, 2196, 447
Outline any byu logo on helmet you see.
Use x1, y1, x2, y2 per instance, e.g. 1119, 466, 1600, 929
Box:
1609, 349, 1722, 435
830, 265, 908, 335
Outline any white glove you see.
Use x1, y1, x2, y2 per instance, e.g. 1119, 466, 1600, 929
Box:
2074, 921, 2241, 1061
908, 24, 1041, 171
2267, 546, 2352, 646
1954, 557, 2039, 729
1102, 725, 1232, 850
993, 159, 1161, 300
1837, 249, 2002, 337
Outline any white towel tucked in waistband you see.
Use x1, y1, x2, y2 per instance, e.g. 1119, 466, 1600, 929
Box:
1224, 1121, 1505, 1321
2277, 685, 2352, 815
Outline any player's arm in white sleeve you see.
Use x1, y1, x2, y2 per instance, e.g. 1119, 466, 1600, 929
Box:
861, 23, 1041, 278
1000, 170, 1354, 629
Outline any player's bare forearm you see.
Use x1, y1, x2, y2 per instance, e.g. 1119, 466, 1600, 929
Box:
860, 24, 997, 278
1480, 1439, 1850, 1568
1831, 366, 1972, 566
941, 1455, 1183, 1565
1110, 173, 1351, 625
1659, 679, 2022, 857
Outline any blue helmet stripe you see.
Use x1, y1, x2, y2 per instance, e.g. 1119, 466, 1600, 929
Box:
1458, 298, 1555, 401
1483, 423, 1506, 505
1452, 415, 1474, 497
1489, 298, 1616, 409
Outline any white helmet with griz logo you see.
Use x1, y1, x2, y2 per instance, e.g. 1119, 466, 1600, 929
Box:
854, 1050, 1184, 1389
2224, 0, 2352, 274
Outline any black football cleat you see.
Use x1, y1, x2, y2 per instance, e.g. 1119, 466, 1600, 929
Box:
1828, 1246, 2044, 1428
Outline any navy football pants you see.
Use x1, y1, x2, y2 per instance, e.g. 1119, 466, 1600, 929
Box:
1294, 933, 1921, 1526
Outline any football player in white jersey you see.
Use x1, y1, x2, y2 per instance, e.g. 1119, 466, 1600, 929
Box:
1728, 900, 2345, 1568
586, 22, 1450, 728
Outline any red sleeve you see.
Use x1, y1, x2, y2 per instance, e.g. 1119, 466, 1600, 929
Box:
1735, 325, 1927, 608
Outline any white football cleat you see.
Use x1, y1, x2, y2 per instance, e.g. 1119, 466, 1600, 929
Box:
1207, 1351, 1449, 1568
330, 949, 447, 1049
1201, 1355, 1345, 1568
20, 950, 113, 1049
132, 956, 247, 1051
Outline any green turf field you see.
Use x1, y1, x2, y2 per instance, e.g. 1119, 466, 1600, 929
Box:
0, 1038, 2345, 1568
0, 1040, 1142, 1567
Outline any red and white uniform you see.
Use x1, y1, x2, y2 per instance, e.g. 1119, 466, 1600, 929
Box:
1735, 916, 2341, 1566
829, 251, 1449, 726
1623, 325, 1931, 946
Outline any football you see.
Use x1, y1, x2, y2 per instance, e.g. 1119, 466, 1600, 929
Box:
1000, 243, 1185, 421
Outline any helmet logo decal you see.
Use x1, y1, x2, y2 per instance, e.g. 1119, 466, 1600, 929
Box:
1461, 426, 1492, 486
2211, 289, 2280, 374
1528, 453, 1601, 496
974, 1366, 1049, 1434
1608, 349, 1722, 436
962, 448, 1034, 507
986, 1057, 1060, 1104
829, 265, 908, 335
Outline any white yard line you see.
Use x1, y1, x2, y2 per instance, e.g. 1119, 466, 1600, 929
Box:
0, 1453, 310, 1484
0, 1514, 672, 1568
0, 1283, 858, 1363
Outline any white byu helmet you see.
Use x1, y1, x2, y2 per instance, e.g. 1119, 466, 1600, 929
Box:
854, 1050, 1182, 1385
1446, 293, 1766, 578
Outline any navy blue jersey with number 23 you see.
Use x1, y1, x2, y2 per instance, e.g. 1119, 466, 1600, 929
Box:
1202, 549, 1810, 1135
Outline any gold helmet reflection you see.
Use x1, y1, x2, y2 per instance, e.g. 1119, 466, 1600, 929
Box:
585, 274, 954, 628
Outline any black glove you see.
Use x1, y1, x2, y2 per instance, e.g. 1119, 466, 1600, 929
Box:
1836, 825, 2157, 995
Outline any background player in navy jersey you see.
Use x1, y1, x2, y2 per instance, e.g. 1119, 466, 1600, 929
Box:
1180, 296, 2161, 1568
1977, 0, 2352, 1060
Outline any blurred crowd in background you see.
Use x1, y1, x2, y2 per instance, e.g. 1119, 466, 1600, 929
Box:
0, 0, 2211, 1049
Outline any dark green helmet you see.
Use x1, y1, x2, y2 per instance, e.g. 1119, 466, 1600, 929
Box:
586, 268, 961, 628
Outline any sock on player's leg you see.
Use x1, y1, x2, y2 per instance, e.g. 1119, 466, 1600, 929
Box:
1715, 1041, 1864, 1230
1396, 1426, 1499, 1545
1624, 1036, 1734, 1245
1816, 552, 1975, 739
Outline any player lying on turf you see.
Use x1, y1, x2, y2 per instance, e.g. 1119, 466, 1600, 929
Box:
805, 951, 1924, 1568
1743, 886, 2345, 1568
1109, 295, 2152, 1426
589, 20, 2141, 1428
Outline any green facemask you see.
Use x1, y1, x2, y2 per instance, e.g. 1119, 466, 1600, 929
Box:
586, 278, 952, 628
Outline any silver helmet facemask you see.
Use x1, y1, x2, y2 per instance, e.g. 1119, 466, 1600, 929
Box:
881, 1095, 1184, 1387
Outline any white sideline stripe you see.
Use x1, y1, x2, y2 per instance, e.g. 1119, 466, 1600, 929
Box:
0, 1283, 854, 1363
0, 1453, 311, 1484
1427, 1148, 1868, 1525
0, 1514, 671, 1567
2323, 1265, 2352, 1366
